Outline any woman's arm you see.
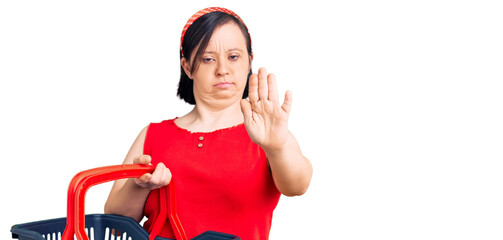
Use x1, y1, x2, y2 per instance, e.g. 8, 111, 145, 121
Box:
104, 126, 171, 222
240, 67, 313, 196
263, 132, 312, 196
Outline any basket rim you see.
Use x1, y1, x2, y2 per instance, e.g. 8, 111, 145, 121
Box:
11, 214, 151, 240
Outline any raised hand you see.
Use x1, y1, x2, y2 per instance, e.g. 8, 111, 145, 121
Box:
240, 67, 292, 151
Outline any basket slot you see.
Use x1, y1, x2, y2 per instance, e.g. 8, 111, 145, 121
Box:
43, 232, 62, 240
45, 233, 55, 240
104, 227, 131, 240
86, 228, 96, 240
105, 227, 123, 240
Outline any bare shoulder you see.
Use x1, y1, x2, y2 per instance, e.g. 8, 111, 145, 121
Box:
139, 125, 149, 137
122, 125, 150, 164
133, 125, 150, 147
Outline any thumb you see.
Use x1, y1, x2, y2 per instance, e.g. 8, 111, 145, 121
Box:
240, 99, 252, 122
281, 90, 293, 113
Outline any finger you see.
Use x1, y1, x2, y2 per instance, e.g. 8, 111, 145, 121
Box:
161, 166, 172, 186
142, 155, 152, 165
134, 155, 152, 165
248, 73, 259, 103
149, 163, 165, 187
267, 73, 279, 103
240, 99, 253, 123
258, 67, 268, 101
281, 90, 293, 113
140, 173, 152, 181
136, 173, 152, 187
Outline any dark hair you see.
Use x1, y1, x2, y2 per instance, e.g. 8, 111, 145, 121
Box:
177, 11, 253, 105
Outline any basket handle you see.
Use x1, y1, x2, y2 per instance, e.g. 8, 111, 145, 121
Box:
60, 164, 188, 240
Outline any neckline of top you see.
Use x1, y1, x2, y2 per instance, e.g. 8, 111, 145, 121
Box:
170, 117, 245, 134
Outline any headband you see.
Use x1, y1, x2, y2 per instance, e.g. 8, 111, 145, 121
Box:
180, 7, 249, 57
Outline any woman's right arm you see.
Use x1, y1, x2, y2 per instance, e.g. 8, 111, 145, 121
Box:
104, 126, 171, 222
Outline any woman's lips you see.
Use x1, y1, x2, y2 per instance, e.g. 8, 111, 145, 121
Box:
214, 82, 234, 89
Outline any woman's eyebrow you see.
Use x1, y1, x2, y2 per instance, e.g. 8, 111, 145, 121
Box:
227, 48, 244, 52
204, 48, 244, 54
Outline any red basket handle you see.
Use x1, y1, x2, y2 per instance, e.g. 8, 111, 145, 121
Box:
60, 164, 188, 240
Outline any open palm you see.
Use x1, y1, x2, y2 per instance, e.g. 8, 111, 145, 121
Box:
240, 68, 292, 151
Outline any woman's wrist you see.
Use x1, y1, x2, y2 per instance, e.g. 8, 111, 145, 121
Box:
261, 131, 294, 160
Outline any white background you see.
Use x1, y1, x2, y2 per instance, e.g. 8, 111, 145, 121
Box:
1, 0, 502, 239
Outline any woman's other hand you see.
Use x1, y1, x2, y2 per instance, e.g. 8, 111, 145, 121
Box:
240, 67, 292, 152
133, 155, 172, 190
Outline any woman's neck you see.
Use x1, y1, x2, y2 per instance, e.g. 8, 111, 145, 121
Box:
176, 99, 244, 133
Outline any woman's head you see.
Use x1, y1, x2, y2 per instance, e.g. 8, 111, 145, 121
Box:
177, 8, 253, 105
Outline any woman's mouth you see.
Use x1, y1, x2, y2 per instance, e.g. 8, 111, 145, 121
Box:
214, 82, 234, 89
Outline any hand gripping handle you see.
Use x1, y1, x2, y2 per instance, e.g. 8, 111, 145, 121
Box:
60, 164, 187, 240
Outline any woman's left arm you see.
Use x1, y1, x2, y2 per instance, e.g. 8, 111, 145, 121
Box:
240, 67, 313, 196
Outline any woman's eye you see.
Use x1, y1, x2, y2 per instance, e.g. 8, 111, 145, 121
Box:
202, 57, 214, 63
229, 55, 239, 61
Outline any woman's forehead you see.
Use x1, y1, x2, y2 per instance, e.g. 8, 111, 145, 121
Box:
206, 22, 247, 51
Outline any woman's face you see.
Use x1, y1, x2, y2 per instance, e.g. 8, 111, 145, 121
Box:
183, 22, 252, 105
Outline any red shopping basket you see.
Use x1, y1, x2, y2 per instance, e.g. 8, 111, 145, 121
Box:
11, 164, 240, 240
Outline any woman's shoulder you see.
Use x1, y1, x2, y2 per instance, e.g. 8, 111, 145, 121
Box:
148, 118, 177, 127
141, 118, 178, 138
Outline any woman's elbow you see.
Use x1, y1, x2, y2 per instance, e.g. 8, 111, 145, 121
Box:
281, 188, 308, 197
278, 177, 312, 197
277, 169, 312, 196
104, 200, 115, 215
104, 202, 143, 222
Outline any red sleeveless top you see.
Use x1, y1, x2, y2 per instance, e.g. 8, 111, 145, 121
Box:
142, 119, 281, 240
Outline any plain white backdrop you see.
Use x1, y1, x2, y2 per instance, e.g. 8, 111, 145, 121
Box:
1, 0, 502, 239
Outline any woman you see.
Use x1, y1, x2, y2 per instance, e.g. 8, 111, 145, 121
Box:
105, 7, 312, 240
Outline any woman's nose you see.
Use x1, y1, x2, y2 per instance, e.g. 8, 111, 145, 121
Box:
216, 59, 229, 76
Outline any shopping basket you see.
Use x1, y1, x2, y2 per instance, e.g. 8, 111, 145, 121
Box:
11, 164, 240, 240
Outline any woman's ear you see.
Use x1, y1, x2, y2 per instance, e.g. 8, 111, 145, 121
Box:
181, 58, 192, 79
249, 53, 254, 70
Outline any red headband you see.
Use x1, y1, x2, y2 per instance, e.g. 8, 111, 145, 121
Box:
180, 7, 249, 57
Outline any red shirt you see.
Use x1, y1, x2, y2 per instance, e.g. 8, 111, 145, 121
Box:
143, 119, 281, 240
